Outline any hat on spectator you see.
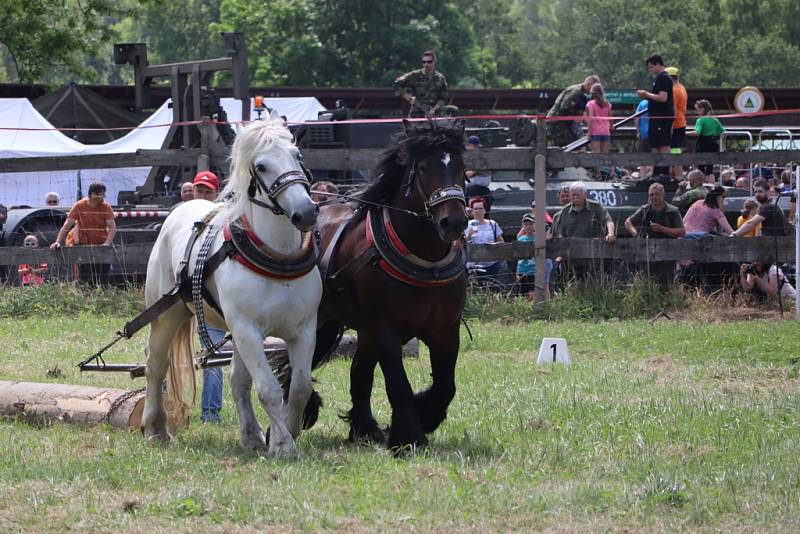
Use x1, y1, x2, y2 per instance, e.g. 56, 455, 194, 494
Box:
467, 135, 481, 146
665, 66, 679, 76
193, 171, 219, 191
522, 213, 535, 223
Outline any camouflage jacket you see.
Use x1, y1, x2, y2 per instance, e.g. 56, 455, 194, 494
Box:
547, 83, 588, 117
393, 69, 448, 114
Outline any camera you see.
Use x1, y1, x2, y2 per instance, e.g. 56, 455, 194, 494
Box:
744, 263, 756, 275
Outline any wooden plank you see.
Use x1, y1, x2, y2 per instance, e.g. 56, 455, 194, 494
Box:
547, 150, 800, 169
139, 57, 232, 78
467, 236, 796, 263
0, 243, 153, 266
0, 149, 204, 173
301, 148, 800, 172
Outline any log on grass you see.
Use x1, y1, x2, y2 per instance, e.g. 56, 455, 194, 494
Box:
0, 381, 145, 430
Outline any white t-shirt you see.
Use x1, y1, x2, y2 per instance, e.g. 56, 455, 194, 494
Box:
765, 265, 797, 299
465, 219, 502, 244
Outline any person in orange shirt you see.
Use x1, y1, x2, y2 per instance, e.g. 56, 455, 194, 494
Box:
667, 67, 688, 181
50, 181, 117, 284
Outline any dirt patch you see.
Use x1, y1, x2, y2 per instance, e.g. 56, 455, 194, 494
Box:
640, 356, 679, 382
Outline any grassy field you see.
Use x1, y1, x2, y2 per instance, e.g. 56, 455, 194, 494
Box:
1, 304, 800, 531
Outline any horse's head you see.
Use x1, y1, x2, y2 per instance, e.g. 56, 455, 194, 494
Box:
411, 148, 468, 242
224, 113, 319, 232
399, 120, 468, 242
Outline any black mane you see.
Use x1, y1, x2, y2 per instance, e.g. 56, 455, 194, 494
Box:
355, 120, 465, 215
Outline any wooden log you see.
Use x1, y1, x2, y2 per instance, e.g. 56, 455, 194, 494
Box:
0, 381, 145, 430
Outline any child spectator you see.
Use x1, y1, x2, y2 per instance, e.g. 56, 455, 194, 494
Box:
736, 199, 762, 237
692, 100, 724, 177
584, 84, 612, 151
18, 235, 48, 286
584, 83, 613, 179
515, 213, 553, 300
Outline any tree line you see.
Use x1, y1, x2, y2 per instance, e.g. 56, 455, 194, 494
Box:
1, 0, 799, 90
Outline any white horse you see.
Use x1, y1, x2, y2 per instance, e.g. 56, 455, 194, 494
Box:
140, 113, 322, 457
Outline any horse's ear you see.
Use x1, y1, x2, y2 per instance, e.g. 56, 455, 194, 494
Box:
453, 118, 466, 136
402, 119, 414, 137
269, 108, 281, 122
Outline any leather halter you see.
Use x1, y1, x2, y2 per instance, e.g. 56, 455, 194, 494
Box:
223, 215, 320, 279
401, 155, 466, 220
248, 163, 312, 216
365, 207, 464, 287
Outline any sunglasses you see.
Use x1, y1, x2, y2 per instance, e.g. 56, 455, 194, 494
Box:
46, 200, 58, 205
23, 242, 37, 248
422, 60, 433, 64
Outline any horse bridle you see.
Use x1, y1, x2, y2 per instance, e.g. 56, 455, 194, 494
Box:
401, 152, 466, 220
247, 162, 313, 216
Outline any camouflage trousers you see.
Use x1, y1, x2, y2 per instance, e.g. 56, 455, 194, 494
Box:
547, 120, 582, 148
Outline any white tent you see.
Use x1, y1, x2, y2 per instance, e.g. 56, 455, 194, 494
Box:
0, 96, 326, 207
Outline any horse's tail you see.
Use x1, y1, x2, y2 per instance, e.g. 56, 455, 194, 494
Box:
164, 318, 197, 434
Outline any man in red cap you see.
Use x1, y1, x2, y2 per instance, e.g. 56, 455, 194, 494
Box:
193, 171, 219, 202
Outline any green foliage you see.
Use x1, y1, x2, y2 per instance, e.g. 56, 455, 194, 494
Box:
0, 0, 120, 83
4, 0, 800, 88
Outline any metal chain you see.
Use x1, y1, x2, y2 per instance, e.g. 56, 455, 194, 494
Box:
192, 224, 222, 351
102, 386, 146, 424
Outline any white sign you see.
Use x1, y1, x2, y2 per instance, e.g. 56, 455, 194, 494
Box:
734, 86, 765, 114
537, 337, 570, 365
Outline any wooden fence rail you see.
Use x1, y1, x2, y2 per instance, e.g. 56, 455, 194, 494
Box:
0, 238, 794, 271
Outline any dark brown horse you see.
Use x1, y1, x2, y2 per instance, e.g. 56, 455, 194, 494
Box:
302, 120, 469, 450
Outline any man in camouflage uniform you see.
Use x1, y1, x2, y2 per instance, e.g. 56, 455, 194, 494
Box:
394, 50, 449, 117
546, 75, 601, 147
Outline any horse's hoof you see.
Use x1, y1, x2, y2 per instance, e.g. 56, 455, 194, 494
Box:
348, 423, 388, 444
142, 427, 170, 443
267, 441, 299, 459
240, 433, 267, 453
388, 433, 428, 456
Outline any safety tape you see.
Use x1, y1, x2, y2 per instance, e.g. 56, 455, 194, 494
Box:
0, 108, 798, 132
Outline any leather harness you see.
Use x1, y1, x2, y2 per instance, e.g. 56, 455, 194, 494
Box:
322, 207, 464, 292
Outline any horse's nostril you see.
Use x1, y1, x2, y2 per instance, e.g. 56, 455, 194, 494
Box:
291, 213, 303, 225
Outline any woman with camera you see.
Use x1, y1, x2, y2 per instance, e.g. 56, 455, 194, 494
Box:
740, 260, 796, 301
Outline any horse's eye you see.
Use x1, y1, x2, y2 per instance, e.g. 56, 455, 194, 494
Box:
255, 164, 266, 173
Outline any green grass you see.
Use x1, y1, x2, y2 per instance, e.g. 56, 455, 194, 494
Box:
1, 307, 800, 531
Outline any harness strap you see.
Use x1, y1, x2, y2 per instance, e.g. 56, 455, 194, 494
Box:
193, 225, 223, 350
319, 219, 351, 281
119, 241, 235, 340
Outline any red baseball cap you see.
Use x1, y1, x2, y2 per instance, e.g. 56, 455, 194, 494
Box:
193, 171, 219, 191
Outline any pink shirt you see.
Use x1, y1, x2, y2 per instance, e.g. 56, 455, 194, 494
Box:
585, 100, 612, 136
683, 200, 730, 234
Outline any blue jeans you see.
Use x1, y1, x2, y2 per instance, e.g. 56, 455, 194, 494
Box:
201, 327, 226, 423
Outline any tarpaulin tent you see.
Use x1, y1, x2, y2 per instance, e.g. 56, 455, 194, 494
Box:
32, 82, 145, 145
1, 96, 327, 206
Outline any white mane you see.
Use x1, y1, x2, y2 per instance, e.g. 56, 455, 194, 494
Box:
220, 112, 296, 220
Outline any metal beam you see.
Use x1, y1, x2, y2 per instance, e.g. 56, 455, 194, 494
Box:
138, 58, 233, 78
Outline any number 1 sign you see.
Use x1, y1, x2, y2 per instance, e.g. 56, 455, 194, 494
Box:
537, 337, 570, 365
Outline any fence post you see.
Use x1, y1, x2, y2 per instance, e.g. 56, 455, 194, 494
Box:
534, 117, 548, 304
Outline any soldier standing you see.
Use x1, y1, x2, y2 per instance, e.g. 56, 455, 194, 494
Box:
394, 50, 449, 117
546, 75, 600, 147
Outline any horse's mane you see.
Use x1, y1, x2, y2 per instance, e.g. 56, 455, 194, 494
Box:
354, 120, 465, 219
220, 113, 295, 220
